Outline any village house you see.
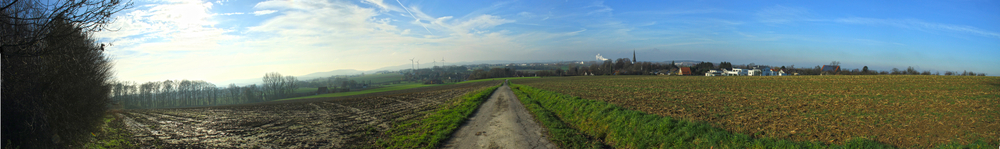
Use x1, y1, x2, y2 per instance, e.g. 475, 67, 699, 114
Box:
705, 70, 723, 76
679, 67, 692, 75
707, 66, 786, 76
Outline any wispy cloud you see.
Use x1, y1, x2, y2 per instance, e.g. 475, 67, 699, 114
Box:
851, 38, 905, 46
620, 9, 730, 16
216, 12, 244, 15
394, 0, 433, 35
585, 1, 613, 15
361, 0, 400, 12
756, 5, 810, 24
517, 11, 552, 20
834, 17, 1000, 39
95, 0, 235, 53
253, 10, 277, 15
451, 15, 514, 36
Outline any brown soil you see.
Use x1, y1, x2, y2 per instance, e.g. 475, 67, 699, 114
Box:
120, 81, 499, 148
514, 75, 999, 148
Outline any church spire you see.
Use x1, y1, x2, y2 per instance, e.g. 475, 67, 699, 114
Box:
632, 49, 636, 63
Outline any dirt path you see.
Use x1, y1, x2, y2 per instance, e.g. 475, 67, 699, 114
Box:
443, 81, 557, 149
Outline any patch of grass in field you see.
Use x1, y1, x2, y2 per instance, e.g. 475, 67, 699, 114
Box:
279, 76, 534, 101
457, 76, 540, 84
348, 73, 405, 84
83, 112, 135, 149
378, 84, 501, 149
293, 87, 318, 94
510, 83, 894, 149
277, 83, 440, 101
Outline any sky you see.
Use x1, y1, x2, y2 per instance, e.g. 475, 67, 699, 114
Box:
94, 0, 1000, 84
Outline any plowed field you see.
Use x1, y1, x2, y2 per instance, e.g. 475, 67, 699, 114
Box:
119, 81, 499, 148
513, 75, 999, 148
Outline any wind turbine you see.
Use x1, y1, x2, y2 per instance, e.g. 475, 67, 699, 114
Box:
409, 58, 415, 72
416, 60, 420, 70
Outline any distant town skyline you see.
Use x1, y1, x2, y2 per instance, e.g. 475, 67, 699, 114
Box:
96, 0, 1000, 84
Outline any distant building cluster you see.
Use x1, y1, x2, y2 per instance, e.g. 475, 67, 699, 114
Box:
705, 67, 787, 76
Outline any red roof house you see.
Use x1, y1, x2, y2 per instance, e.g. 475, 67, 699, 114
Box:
679, 67, 692, 75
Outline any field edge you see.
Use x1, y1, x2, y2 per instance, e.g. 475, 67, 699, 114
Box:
377, 82, 503, 149
509, 83, 898, 149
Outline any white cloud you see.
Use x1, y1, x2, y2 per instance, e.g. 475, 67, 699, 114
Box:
93, 0, 242, 83
95, 0, 236, 53
216, 12, 244, 15
231, 0, 526, 82
451, 15, 514, 35
253, 10, 277, 15
99, 0, 653, 84
361, 0, 400, 12
518, 12, 534, 18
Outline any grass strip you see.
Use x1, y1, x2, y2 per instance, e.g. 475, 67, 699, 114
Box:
83, 111, 136, 149
511, 83, 609, 148
277, 83, 440, 101
378, 83, 501, 149
280, 77, 536, 101
509, 83, 897, 149
456, 76, 540, 84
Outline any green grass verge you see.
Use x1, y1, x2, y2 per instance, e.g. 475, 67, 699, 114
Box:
379, 84, 501, 149
83, 112, 135, 149
511, 84, 608, 148
457, 76, 540, 84
509, 83, 896, 149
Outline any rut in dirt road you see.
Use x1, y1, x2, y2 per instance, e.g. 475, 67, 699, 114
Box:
443, 81, 557, 149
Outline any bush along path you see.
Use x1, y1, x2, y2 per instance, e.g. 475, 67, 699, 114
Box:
509, 83, 903, 149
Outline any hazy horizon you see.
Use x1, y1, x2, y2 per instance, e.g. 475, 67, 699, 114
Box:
96, 0, 1000, 84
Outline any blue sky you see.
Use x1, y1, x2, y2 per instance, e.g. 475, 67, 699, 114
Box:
95, 0, 1000, 84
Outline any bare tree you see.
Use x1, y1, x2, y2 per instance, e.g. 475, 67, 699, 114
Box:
2, 0, 133, 57
284, 76, 297, 97
263, 72, 284, 99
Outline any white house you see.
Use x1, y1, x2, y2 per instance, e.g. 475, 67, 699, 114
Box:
705, 70, 723, 76
748, 68, 761, 76
760, 67, 788, 76
726, 68, 748, 76
708, 67, 788, 77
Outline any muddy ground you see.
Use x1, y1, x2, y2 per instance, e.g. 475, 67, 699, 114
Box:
119, 81, 499, 148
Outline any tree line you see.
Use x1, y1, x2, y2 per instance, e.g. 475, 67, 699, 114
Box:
110, 72, 300, 109
407, 66, 471, 83
3, 0, 132, 147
